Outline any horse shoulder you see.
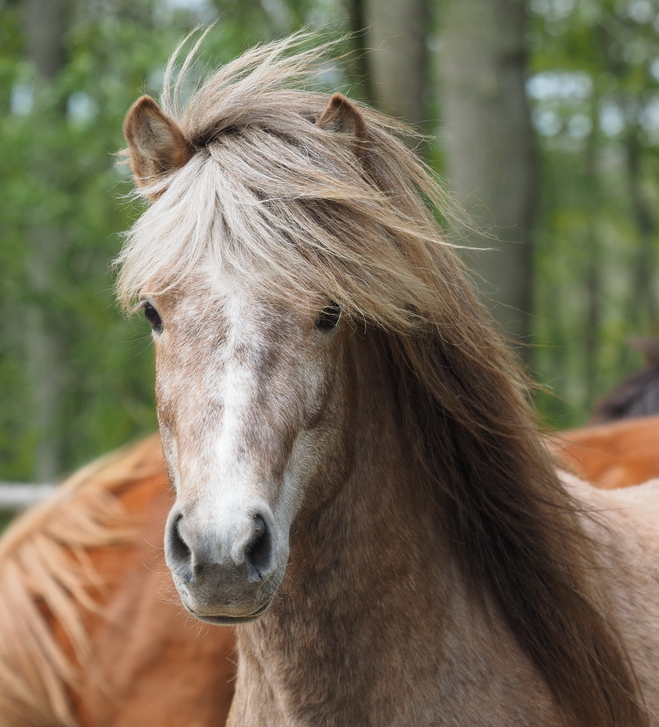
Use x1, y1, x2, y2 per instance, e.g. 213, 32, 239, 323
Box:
563, 473, 659, 716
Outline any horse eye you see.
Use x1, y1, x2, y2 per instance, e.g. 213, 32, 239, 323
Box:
144, 302, 163, 333
316, 302, 341, 332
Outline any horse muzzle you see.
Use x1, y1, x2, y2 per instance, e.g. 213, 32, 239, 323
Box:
164, 506, 284, 624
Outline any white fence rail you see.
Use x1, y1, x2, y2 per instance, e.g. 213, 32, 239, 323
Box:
0, 483, 58, 511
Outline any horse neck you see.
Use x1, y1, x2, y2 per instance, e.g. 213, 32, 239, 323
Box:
230, 334, 552, 726
288, 332, 449, 605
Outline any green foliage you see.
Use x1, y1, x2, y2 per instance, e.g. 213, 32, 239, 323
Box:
529, 0, 659, 428
0, 511, 14, 534
0, 0, 347, 482
4, 0, 659, 485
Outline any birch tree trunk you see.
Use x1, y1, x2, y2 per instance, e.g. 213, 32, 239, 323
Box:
21, 0, 71, 481
625, 131, 658, 334
439, 0, 536, 350
361, 0, 430, 130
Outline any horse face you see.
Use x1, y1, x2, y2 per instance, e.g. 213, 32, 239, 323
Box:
146, 274, 350, 624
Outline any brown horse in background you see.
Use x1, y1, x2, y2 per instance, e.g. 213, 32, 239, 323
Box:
591, 338, 659, 423
0, 435, 235, 727
553, 414, 659, 490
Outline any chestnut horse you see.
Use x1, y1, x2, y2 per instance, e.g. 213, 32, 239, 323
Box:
554, 414, 659, 489
115, 33, 659, 727
0, 435, 235, 727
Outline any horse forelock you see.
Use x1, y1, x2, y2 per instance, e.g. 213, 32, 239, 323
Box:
115, 36, 461, 332
116, 34, 648, 727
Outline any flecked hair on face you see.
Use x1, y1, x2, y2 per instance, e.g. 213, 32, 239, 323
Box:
116, 32, 648, 727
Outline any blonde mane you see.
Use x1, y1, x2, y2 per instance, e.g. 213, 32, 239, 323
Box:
0, 436, 161, 727
115, 33, 462, 333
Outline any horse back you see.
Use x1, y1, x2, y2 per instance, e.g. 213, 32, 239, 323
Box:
552, 414, 659, 489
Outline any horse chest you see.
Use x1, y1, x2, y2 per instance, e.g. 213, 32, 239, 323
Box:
230, 598, 559, 727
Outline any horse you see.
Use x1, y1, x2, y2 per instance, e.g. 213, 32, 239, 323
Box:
0, 434, 235, 727
114, 33, 659, 727
553, 414, 659, 489
591, 338, 659, 423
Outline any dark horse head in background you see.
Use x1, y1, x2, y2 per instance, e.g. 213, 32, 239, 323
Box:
592, 338, 659, 423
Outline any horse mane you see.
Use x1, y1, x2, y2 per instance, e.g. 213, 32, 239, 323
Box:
115, 34, 647, 726
0, 435, 161, 727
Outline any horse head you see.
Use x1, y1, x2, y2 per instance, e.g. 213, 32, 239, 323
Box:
122, 81, 369, 624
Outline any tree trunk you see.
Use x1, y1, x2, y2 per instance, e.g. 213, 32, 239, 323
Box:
625, 129, 657, 336
21, 0, 71, 482
584, 122, 601, 406
345, 0, 374, 103
360, 0, 430, 131
439, 0, 535, 351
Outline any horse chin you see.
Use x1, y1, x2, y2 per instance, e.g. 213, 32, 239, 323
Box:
187, 599, 273, 625
176, 569, 284, 626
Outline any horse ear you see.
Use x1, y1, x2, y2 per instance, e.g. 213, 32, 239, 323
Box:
123, 95, 192, 195
316, 93, 368, 156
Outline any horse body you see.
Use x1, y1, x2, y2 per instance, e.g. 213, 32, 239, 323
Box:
218, 333, 659, 726
233, 472, 659, 727
112, 33, 658, 727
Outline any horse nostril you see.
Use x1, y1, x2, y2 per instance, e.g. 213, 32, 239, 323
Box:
245, 514, 273, 581
166, 512, 193, 575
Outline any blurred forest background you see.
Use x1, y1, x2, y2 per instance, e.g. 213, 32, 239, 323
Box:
1, 0, 659, 485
